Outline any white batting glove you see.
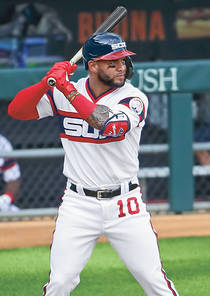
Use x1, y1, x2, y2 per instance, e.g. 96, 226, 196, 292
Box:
0, 194, 12, 212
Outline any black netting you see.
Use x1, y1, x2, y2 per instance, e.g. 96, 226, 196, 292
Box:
1, 93, 210, 209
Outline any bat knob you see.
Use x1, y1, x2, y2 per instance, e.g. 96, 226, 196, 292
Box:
47, 77, 56, 87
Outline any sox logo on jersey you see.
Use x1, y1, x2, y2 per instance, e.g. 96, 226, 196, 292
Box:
63, 116, 128, 139
59, 112, 126, 142
63, 117, 103, 139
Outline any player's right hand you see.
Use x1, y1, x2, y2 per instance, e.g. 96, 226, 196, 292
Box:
42, 61, 78, 93
0, 194, 11, 212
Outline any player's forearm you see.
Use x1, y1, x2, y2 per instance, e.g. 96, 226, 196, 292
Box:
66, 91, 109, 129
86, 105, 110, 130
8, 81, 50, 120
5, 179, 21, 199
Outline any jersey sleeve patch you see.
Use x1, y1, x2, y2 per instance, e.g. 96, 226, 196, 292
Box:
119, 97, 146, 122
100, 112, 130, 137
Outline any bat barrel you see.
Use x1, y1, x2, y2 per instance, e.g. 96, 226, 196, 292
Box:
95, 6, 127, 33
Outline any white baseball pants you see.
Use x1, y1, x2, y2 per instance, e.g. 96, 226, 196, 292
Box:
43, 187, 179, 296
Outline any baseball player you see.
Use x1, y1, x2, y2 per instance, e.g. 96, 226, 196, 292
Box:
8, 32, 179, 296
0, 134, 21, 212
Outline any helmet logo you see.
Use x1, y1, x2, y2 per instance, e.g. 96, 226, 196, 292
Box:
111, 42, 126, 50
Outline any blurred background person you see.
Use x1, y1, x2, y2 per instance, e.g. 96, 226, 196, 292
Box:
194, 92, 210, 165
0, 2, 73, 67
0, 2, 72, 40
193, 92, 210, 201
0, 133, 21, 212
146, 93, 168, 143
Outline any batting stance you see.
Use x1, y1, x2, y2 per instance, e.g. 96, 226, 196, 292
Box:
8, 32, 179, 296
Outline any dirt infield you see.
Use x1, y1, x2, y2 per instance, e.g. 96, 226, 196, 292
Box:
0, 212, 210, 249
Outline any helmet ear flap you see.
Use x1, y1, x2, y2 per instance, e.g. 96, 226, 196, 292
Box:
125, 56, 133, 80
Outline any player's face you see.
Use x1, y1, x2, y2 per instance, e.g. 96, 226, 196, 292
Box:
96, 59, 127, 88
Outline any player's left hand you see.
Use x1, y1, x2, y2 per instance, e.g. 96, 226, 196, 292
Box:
43, 61, 78, 95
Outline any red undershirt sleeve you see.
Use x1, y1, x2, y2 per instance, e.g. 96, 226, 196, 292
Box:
8, 82, 50, 120
67, 92, 97, 120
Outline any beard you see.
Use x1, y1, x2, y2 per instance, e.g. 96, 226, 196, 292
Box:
98, 70, 126, 88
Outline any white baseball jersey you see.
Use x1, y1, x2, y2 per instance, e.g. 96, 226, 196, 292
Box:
0, 134, 21, 183
37, 77, 148, 188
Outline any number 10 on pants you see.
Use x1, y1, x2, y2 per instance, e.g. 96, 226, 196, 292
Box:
117, 197, 140, 218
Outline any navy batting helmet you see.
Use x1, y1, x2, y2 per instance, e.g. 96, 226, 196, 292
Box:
82, 32, 135, 78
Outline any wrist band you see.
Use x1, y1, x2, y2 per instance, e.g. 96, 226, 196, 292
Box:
70, 92, 80, 103
4, 192, 15, 203
66, 91, 97, 120
67, 91, 80, 103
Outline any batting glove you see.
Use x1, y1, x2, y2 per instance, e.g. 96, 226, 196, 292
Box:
0, 194, 12, 212
43, 61, 78, 97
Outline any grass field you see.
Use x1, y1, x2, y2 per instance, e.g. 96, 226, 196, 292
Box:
0, 236, 210, 295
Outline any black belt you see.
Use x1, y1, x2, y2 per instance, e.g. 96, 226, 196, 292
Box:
70, 182, 138, 200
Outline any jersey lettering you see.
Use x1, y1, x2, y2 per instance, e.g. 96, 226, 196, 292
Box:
64, 118, 83, 137
82, 121, 99, 139
59, 112, 126, 143
64, 117, 101, 139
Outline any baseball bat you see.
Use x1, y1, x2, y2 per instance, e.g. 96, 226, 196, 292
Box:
47, 6, 127, 87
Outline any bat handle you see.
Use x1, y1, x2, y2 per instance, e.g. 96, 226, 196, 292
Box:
47, 48, 83, 87
47, 77, 56, 87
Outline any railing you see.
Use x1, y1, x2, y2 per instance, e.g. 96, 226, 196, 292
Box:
1, 143, 210, 179
1, 143, 210, 220
1, 142, 210, 158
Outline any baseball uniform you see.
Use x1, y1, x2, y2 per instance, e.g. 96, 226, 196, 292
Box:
34, 77, 179, 296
